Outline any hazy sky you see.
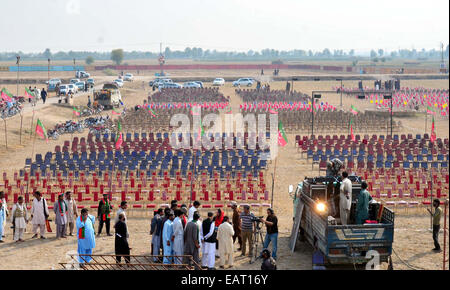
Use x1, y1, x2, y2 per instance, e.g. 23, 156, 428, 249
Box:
0, 0, 448, 53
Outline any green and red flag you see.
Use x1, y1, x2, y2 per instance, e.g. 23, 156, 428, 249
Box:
112, 108, 121, 115
225, 107, 232, 114
430, 116, 436, 143
117, 120, 122, 132
350, 118, 355, 141
427, 106, 436, 115
277, 121, 288, 147
73, 107, 81, 116
115, 132, 123, 149
25, 87, 35, 99
35, 119, 48, 142
1, 88, 13, 102
350, 105, 359, 115
148, 108, 157, 117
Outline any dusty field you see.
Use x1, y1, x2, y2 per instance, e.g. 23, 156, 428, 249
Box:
0, 75, 448, 270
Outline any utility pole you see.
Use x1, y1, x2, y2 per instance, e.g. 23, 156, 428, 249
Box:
16, 56, 20, 97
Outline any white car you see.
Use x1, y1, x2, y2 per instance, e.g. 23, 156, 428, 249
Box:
70, 78, 80, 84
113, 79, 124, 88
46, 78, 62, 85
232, 78, 254, 87
67, 84, 78, 94
183, 82, 201, 88
212, 78, 225, 86
123, 73, 134, 81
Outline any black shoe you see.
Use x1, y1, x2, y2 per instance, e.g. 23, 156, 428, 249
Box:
433, 248, 442, 252
0, 240, 4, 243
32, 234, 38, 239
40, 236, 46, 239
107, 234, 113, 236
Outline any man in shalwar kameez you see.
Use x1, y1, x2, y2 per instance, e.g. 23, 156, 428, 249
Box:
0, 198, 6, 243
217, 216, 235, 269
54, 193, 68, 239
76, 208, 96, 264
11, 196, 28, 242
172, 209, 184, 264
162, 210, 175, 264
202, 212, 217, 270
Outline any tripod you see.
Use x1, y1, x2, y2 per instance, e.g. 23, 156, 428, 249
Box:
250, 223, 265, 264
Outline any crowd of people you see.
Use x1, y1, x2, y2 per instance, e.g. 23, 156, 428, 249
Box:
0, 190, 278, 270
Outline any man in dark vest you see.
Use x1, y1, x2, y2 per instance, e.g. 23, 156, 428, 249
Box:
114, 213, 130, 264
97, 194, 112, 236
201, 212, 217, 270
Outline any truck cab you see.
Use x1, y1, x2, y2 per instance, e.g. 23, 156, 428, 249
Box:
93, 83, 122, 109
290, 176, 394, 267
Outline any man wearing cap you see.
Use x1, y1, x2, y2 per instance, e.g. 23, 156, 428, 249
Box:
98, 194, 112, 236
230, 202, 242, 251
54, 193, 68, 239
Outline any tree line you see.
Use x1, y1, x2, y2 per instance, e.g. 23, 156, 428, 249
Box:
0, 45, 448, 64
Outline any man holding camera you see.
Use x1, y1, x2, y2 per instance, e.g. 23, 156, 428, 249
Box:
260, 208, 278, 260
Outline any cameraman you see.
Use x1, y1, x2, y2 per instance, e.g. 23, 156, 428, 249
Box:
239, 205, 254, 257
260, 208, 278, 260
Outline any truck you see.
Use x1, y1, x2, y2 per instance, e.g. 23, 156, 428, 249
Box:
76, 71, 90, 79
93, 83, 122, 109
289, 176, 394, 268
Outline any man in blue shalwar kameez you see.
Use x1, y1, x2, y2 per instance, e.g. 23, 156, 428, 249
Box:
356, 181, 373, 225
162, 210, 175, 264
76, 208, 96, 264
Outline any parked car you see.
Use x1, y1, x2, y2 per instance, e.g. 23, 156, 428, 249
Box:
87, 78, 95, 87
75, 81, 86, 91
183, 82, 201, 88
150, 78, 173, 87
113, 79, 124, 88
212, 78, 225, 86
70, 78, 80, 84
58, 85, 69, 95
76, 71, 90, 79
48, 83, 58, 92
232, 78, 254, 87
67, 84, 78, 94
161, 83, 182, 89
194, 81, 204, 88
46, 78, 62, 86
123, 73, 134, 81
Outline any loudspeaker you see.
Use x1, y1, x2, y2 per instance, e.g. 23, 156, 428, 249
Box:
358, 95, 365, 100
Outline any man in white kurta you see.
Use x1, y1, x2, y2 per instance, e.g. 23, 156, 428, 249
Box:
188, 201, 201, 222
31, 191, 49, 239
217, 216, 235, 268
0, 191, 8, 238
172, 210, 184, 264
11, 196, 28, 242
0, 199, 5, 242
201, 212, 216, 269
65, 192, 78, 236
339, 172, 353, 225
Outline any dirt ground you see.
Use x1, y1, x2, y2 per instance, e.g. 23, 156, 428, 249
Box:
0, 71, 448, 270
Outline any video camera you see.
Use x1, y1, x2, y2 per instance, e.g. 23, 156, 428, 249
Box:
251, 214, 265, 230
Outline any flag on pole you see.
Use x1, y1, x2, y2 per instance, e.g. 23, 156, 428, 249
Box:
73, 107, 81, 116
148, 108, 157, 117
350, 118, 355, 141
427, 106, 436, 115
117, 120, 122, 132
430, 116, 436, 143
112, 108, 121, 115
277, 121, 288, 147
25, 87, 35, 99
35, 119, 48, 142
269, 108, 278, 114
350, 105, 359, 115
1, 88, 13, 102
115, 133, 123, 149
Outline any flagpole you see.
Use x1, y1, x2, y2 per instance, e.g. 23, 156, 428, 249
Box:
271, 157, 278, 208
3, 119, 7, 149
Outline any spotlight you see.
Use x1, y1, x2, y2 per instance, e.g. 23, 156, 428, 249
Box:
316, 202, 326, 213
